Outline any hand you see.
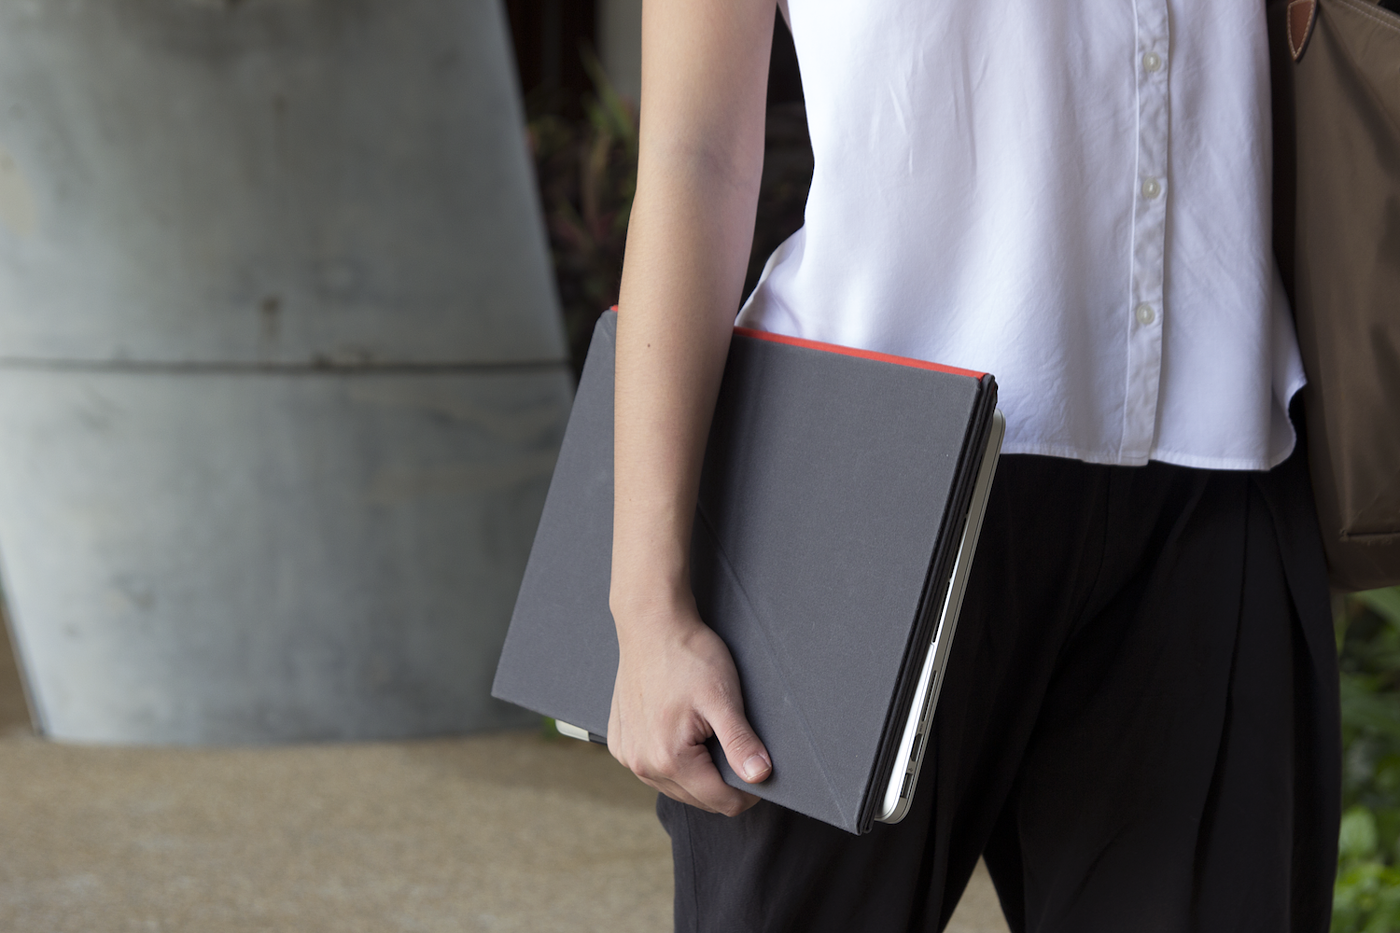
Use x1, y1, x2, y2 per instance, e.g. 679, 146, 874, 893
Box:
607, 597, 773, 816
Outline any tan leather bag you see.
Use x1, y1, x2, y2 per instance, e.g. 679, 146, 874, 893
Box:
1270, 0, 1400, 591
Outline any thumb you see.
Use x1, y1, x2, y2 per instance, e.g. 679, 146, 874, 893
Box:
710, 704, 772, 784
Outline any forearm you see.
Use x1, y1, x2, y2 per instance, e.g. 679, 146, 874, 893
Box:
610, 170, 758, 627
610, 0, 774, 634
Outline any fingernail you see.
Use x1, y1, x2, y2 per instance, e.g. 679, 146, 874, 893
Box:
743, 754, 770, 781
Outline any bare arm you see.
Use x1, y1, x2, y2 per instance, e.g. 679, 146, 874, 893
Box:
608, 0, 777, 816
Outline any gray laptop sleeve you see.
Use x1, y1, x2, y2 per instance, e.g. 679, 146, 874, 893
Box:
492, 312, 996, 834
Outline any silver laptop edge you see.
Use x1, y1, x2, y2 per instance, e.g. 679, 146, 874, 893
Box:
876, 409, 1005, 824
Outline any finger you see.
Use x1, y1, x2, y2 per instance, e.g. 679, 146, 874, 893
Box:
707, 701, 772, 785
650, 777, 721, 814
670, 741, 761, 816
623, 738, 756, 815
606, 720, 724, 813
624, 751, 725, 814
606, 687, 624, 762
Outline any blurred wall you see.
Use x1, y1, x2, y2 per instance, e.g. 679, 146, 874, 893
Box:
0, 0, 572, 744
598, 0, 642, 104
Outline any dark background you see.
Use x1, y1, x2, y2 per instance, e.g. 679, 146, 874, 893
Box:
501, 1, 805, 114
502, 2, 813, 374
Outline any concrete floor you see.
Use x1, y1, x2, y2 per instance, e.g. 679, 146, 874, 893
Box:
0, 628, 1009, 932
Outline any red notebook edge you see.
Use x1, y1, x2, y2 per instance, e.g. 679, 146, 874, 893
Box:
605, 306, 985, 381
733, 327, 986, 381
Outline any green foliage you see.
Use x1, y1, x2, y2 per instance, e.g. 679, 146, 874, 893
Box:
527, 51, 638, 377
1335, 587, 1400, 933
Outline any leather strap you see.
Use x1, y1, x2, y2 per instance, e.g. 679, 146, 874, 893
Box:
1288, 0, 1319, 61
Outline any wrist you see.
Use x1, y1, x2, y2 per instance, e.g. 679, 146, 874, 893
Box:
609, 582, 700, 642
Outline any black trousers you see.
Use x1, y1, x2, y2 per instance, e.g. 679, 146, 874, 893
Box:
658, 451, 1341, 933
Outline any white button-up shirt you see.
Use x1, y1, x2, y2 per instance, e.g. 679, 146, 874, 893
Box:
738, 0, 1305, 470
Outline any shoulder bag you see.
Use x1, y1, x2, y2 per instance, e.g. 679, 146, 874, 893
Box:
1269, 0, 1400, 591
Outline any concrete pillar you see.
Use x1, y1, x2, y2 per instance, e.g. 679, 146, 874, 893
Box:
0, 0, 572, 743
598, 0, 643, 104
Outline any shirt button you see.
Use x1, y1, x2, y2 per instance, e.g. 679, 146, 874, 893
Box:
1143, 51, 1163, 73
1135, 303, 1157, 326
1141, 177, 1162, 200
